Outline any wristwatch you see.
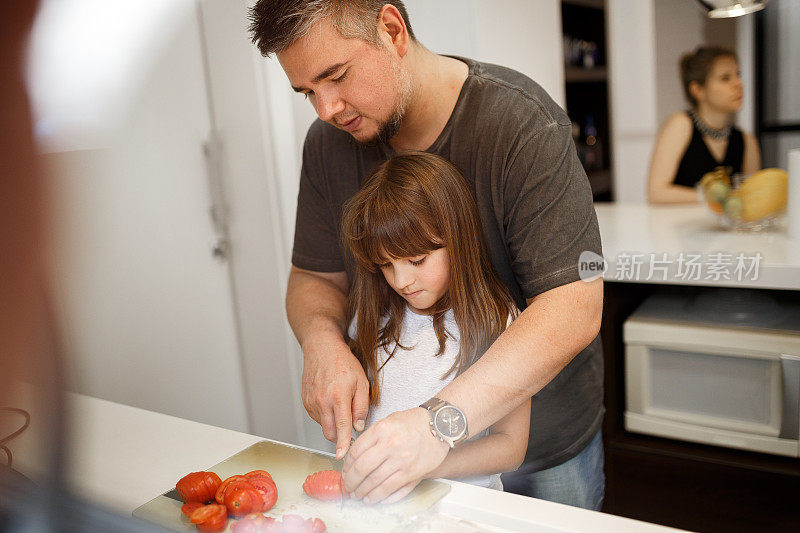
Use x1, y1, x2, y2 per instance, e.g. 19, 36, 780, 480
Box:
420, 397, 468, 448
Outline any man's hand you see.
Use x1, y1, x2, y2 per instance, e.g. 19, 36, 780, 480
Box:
300, 336, 370, 459
287, 266, 369, 459
341, 407, 449, 504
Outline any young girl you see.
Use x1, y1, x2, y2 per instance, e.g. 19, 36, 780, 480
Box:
341, 152, 530, 490
648, 46, 761, 204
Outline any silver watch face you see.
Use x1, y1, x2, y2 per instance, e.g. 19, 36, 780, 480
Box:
434, 406, 467, 439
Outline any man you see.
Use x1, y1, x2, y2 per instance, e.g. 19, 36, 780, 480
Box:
249, 0, 605, 509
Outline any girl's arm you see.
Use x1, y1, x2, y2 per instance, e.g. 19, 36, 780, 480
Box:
742, 132, 762, 176
647, 112, 698, 204
425, 398, 531, 480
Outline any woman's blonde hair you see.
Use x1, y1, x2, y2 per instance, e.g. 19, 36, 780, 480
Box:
342, 152, 517, 406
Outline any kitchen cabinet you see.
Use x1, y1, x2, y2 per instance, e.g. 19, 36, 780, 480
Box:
595, 203, 800, 532
562, 0, 613, 201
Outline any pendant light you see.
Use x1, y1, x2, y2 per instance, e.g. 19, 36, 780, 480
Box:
696, 0, 768, 18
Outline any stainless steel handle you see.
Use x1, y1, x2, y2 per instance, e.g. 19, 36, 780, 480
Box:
779, 354, 800, 440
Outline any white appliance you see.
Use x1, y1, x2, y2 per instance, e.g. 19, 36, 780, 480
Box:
623, 290, 800, 457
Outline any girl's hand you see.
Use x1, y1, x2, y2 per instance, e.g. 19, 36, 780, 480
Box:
341, 407, 449, 504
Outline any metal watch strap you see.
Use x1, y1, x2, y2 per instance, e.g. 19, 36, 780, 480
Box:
420, 397, 447, 412
420, 397, 467, 448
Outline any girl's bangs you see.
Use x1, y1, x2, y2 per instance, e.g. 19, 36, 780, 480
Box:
356, 203, 443, 270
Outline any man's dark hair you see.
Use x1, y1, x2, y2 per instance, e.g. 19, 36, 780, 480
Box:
248, 0, 416, 57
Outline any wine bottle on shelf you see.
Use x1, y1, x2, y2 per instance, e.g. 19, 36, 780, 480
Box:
583, 114, 604, 172
572, 119, 587, 169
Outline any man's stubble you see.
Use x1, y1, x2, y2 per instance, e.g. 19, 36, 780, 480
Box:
361, 63, 413, 146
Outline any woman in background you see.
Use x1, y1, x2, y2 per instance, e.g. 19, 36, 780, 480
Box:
648, 46, 761, 204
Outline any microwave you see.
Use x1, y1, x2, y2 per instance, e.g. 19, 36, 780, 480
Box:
623, 290, 800, 457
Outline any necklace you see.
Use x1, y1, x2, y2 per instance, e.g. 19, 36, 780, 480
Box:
688, 109, 731, 140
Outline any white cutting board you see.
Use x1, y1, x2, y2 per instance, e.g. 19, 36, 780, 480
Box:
132, 440, 451, 532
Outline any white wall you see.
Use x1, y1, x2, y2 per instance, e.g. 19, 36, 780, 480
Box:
199, 0, 310, 446
653, 0, 737, 126
404, 0, 565, 108
608, 0, 659, 203
34, 1, 250, 432
736, 15, 756, 135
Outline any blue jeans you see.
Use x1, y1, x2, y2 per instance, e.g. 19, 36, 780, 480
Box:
500, 430, 605, 511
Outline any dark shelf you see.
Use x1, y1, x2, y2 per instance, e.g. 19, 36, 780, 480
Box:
562, 0, 604, 9
563, 0, 612, 201
565, 66, 607, 83
587, 169, 611, 196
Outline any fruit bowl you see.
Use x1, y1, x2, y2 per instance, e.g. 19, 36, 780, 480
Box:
698, 167, 788, 231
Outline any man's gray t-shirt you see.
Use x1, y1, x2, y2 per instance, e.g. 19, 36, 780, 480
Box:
291, 56, 604, 472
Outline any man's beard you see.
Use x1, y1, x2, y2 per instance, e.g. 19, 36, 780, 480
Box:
357, 67, 412, 146
359, 111, 403, 146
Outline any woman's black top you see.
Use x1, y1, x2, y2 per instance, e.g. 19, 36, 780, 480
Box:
672, 117, 744, 188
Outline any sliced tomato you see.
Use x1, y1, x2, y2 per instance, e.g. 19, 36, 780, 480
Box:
302, 470, 347, 502
244, 469, 273, 482
231, 513, 265, 533
176, 471, 222, 504
260, 517, 283, 533
180, 501, 204, 518
245, 475, 278, 512
221, 480, 257, 505
215, 475, 248, 504
224, 485, 263, 518
281, 514, 311, 533
196, 515, 227, 533
189, 503, 227, 532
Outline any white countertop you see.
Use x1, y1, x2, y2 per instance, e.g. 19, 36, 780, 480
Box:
595, 203, 800, 290
11, 392, 679, 533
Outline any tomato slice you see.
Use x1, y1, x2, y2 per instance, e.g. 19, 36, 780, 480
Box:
224, 485, 263, 518
302, 470, 346, 501
176, 471, 222, 504
181, 502, 204, 518
244, 469, 273, 482
245, 475, 278, 512
231, 513, 269, 533
260, 517, 283, 533
189, 503, 227, 528
281, 514, 311, 533
196, 513, 227, 533
196, 515, 227, 533
215, 475, 248, 504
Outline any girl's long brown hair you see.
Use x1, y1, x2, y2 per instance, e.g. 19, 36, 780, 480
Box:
342, 152, 517, 406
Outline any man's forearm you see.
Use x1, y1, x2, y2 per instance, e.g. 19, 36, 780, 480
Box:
285, 267, 349, 349
436, 278, 603, 435
287, 266, 370, 446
